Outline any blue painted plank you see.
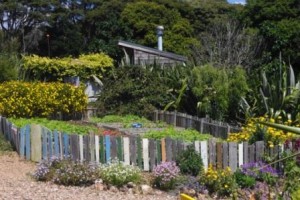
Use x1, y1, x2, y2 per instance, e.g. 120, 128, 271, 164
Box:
48, 130, 53, 158
25, 125, 31, 160
54, 130, 59, 157
42, 128, 47, 160
7, 122, 12, 142
19, 127, 25, 158
63, 133, 69, 157
105, 135, 111, 163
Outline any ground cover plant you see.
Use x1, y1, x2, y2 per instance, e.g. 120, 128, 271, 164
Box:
143, 127, 212, 142
9, 118, 97, 135
0, 134, 13, 152
90, 115, 166, 128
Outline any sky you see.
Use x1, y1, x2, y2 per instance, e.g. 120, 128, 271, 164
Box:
227, 0, 246, 5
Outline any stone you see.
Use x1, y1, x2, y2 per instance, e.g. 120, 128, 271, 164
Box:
187, 189, 196, 197
110, 186, 119, 193
140, 184, 153, 195
119, 186, 128, 193
127, 182, 136, 188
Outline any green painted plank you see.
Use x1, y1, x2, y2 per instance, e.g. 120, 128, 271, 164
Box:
137, 136, 142, 168
110, 136, 117, 160
130, 136, 137, 165
100, 136, 105, 164
117, 136, 123, 161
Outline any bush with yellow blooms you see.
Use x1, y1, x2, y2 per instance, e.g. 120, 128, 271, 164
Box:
200, 165, 236, 197
0, 81, 87, 118
228, 116, 295, 146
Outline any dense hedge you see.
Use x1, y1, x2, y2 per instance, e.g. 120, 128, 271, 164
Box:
0, 81, 87, 118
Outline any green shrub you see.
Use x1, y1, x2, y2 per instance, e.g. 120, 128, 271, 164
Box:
234, 169, 256, 189
176, 146, 203, 176
96, 66, 172, 118
34, 157, 99, 186
99, 159, 141, 187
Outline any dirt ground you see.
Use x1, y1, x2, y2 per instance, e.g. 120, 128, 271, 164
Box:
0, 152, 177, 200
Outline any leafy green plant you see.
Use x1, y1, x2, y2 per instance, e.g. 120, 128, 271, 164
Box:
10, 118, 97, 135
33, 157, 99, 186
99, 159, 141, 187
234, 169, 256, 189
175, 146, 203, 176
143, 127, 212, 142
0, 134, 13, 151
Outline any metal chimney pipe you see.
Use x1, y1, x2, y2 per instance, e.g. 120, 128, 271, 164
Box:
156, 25, 164, 51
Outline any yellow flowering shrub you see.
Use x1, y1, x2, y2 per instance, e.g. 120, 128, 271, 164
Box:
21, 53, 113, 80
200, 165, 236, 197
0, 81, 87, 118
228, 116, 295, 146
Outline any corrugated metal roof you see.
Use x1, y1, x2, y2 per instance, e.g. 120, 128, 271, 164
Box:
118, 40, 187, 62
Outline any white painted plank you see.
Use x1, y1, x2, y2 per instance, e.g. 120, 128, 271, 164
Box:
200, 141, 208, 171
142, 139, 150, 171
95, 135, 99, 164
79, 135, 83, 162
238, 143, 243, 167
123, 137, 130, 165
194, 141, 200, 153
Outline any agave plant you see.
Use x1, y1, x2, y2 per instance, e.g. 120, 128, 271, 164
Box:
260, 57, 300, 121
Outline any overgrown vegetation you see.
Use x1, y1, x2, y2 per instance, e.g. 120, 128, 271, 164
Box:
0, 134, 13, 152
90, 115, 165, 128
143, 127, 212, 142
10, 118, 97, 135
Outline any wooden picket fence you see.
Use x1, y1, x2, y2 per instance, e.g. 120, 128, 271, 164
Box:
0, 116, 288, 172
152, 110, 241, 139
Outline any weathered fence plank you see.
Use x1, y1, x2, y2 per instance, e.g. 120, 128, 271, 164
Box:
216, 142, 223, 169
99, 136, 105, 163
156, 140, 162, 164
53, 130, 59, 157
149, 139, 156, 170
137, 136, 143, 168
229, 142, 238, 171
105, 135, 111, 162
249, 144, 255, 163
255, 141, 264, 162
20, 127, 25, 158
31, 125, 42, 162
143, 138, 150, 171
238, 143, 244, 167
194, 141, 200, 154
117, 137, 123, 161
165, 137, 173, 161
130, 136, 137, 165
110, 136, 117, 160
58, 132, 63, 159
243, 142, 248, 164
123, 137, 130, 165
208, 139, 216, 166
79, 135, 83, 162
95, 135, 99, 163
42, 128, 48, 160
222, 142, 228, 168
47, 130, 53, 158
89, 133, 95, 162
63, 133, 69, 157
161, 138, 166, 162
200, 141, 208, 170
70, 134, 79, 161
25, 125, 31, 160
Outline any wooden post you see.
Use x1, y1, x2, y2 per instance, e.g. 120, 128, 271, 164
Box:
216, 142, 223, 169
161, 138, 166, 162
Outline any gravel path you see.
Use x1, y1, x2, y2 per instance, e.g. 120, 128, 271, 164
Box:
0, 152, 178, 200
